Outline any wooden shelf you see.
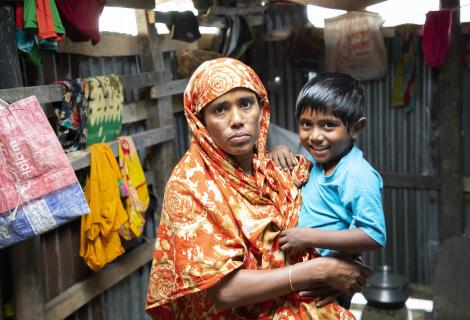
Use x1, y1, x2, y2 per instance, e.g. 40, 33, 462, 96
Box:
381, 172, 440, 190
0, 74, 189, 104
68, 125, 175, 171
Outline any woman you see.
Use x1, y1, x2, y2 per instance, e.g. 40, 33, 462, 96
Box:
146, 58, 371, 319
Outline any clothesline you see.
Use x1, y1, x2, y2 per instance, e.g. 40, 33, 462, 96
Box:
450, 2, 470, 11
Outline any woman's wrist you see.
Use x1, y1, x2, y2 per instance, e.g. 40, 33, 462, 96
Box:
308, 257, 336, 286
291, 258, 332, 291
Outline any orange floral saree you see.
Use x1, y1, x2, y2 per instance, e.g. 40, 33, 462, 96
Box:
146, 58, 355, 319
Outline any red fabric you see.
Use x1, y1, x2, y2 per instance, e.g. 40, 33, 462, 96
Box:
15, 3, 24, 29
55, 0, 106, 45
422, 10, 453, 68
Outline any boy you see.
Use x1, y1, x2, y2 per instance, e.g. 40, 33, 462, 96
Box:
272, 72, 386, 308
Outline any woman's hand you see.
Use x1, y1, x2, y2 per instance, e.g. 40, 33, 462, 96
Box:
292, 256, 372, 296
271, 145, 298, 171
312, 256, 372, 295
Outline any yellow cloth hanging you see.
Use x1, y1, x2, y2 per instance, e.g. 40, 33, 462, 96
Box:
80, 143, 128, 271
117, 136, 149, 239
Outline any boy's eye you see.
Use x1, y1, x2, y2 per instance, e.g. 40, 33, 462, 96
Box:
300, 121, 312, 129
323, 122, 336, 129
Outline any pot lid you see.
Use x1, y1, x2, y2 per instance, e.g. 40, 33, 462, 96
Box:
367, 265, 408, 289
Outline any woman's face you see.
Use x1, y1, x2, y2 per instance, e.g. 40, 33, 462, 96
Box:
201, 88, 261, 159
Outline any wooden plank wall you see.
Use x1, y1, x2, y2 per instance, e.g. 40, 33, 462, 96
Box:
0, 1, 189, 319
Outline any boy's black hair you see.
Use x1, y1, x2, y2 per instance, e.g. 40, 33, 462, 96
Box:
295, 72, 365, 128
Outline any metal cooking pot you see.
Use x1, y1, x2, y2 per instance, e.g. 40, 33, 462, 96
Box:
362, 265, 410, 309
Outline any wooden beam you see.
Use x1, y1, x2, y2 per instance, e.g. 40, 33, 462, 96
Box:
150, 78, 188, 99
68, 125, 175, 171
150, 11, 264, 28
0, 75, 187, 104
381, 173, 440, 190
288, 0, 385, 11
58, 33, 141, 57
209, 5, 267, 15
438, 0, 464, 241
44, 241, 154, 320
0, 0, 155, 8
105, 0, 155, 9
122, 100, 149, 124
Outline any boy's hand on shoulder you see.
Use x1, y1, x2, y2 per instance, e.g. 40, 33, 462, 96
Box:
279, 228, 314, 255
271, 145, 298, 171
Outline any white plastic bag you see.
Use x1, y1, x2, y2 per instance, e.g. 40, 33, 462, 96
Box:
324, 11, 387, 81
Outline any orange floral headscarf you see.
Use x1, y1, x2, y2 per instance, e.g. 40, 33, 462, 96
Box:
146, 58, 353, 320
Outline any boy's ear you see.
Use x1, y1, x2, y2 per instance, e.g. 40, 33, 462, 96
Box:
351, 117, 367, 139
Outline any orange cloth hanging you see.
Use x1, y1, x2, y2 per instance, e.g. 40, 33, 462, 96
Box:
35, 0, 64, 40
117, 136, 150, 239
80, 143, 128, 271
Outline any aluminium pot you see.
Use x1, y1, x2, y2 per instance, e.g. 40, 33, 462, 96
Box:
362, 265, 410, 309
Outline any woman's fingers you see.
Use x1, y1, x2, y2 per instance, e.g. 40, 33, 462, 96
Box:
299, 285, 337, 297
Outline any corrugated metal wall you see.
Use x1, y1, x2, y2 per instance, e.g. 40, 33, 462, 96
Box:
358, 40, 439, 284
262, 5, 440, 284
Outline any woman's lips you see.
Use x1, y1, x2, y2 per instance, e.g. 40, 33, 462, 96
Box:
229, 134, 250, 143
229, 133, 251, 144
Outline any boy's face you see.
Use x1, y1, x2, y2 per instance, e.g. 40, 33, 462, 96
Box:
298, 109, 365, 172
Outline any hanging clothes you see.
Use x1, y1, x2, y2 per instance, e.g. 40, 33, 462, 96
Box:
117, 137, 150, 240
422, 10, 452, 68
23, 0, 64, 41
86, 74, 124, 146
55, 79, 89, 152
165, 11, 201, 43
55, 0, 106, 45
221, 15, 254, 58
391, 24, 419, 112
80, 143, 128, 271
16, 1, 64, 66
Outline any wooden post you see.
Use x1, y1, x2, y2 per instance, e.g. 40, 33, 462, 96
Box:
0, 4, 46, 320
437, 0, 464, 241
0, 3, 22, 89
136, 10, 178, 224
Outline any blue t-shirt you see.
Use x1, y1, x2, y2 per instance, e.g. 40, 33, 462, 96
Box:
298, 145, 386, 256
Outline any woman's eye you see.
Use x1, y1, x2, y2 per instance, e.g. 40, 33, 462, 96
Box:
215, 106, 226, 114
240, 100, 252, 109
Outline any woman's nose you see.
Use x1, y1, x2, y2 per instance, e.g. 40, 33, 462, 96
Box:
229, 108, 245, 128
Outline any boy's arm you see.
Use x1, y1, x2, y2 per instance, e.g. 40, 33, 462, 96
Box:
280, 227, 381, 255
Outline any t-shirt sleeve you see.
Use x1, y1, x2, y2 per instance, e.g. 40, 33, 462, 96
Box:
338, 168, 386, 247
